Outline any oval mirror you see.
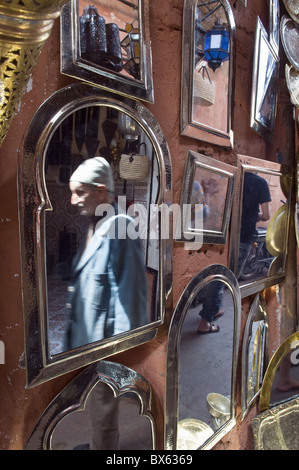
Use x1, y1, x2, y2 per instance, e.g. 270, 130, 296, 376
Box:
165, 264, 241, 450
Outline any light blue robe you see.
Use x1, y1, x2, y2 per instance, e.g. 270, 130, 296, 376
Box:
65, 213, 148, 350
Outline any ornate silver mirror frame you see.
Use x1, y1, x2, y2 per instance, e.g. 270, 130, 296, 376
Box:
164, 264, 241, 450
176, 150, 236, 245
241, 294, 269, 419
18, 82, 172, 388
60, 0, 153, 103
25, 360, 164, 450
250, 17, 279, 139
229, 155, 292, 298
181, 0, 236, 147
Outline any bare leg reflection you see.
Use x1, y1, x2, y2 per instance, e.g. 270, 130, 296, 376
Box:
89, 382, 120, 450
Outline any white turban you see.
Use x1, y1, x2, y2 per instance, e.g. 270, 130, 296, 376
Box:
70, 157, 115, 193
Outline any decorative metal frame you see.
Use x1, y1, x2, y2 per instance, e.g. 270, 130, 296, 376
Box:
180, 0, 236, 147
250, 17, 279, 139
18, 82, 172, 388
60, 0, 153, 103
165, 264, 241, 450
269, 0, 280, 58
25, 360, 164, 450
229, 155, 292, 298
241, 294, 269, 419
176, 150, 236, 245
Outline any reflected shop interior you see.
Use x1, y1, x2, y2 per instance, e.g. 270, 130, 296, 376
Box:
3, 0, 299, 453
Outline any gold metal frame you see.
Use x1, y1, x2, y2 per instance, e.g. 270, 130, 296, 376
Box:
18, 82, 172, 388
25, 360, 164, 450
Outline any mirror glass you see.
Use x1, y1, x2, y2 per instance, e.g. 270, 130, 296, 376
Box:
176, 151, 235, 245
51, 382, 152, 450
165, 265, 241, 450
181, 0, 235, 146
61, 0, 153, 102
46, 105, 160, 356
241, 294, 269, 418
229, 156, 292, 296
18, 83, 172, 387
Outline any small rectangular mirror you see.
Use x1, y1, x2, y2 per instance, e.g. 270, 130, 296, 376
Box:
60, 0, 154, 103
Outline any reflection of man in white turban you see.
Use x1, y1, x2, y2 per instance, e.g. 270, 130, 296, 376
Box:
66, 156, 148, 450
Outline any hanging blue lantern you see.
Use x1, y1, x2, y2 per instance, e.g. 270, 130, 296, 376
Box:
204, 20, 230, 71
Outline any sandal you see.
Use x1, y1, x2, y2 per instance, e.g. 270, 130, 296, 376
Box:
197, 322, 220, 335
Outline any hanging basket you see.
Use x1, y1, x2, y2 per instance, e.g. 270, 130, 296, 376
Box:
119, 143, 149, 180
193, 65, 215, 106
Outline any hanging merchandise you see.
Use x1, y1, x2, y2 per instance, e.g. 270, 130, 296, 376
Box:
120, 143, 149, 180
193, 62, 215, 106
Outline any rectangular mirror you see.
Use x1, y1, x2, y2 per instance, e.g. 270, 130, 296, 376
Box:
229, 155, 292, 297
181, 0, 235, 147
60, 0, 154, 103
250, 17, 279, 139
176, 150, 236, 246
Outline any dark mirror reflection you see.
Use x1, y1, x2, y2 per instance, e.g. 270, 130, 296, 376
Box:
51, 381, 153, 450
177, 280, 234, 449
238, 170, 288, 285
247, 317, 267, 404
79, 0, 141, 79
45, 105, 160, 356
269, 352, 299, 408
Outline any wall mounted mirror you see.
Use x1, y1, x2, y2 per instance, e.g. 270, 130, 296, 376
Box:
25, 360, 164, 450
18, 82, 172, 387
181, 0, 235, 147
250, 17, 279, 139
60, 0, 153, 103
229, 155, 292, 298
241, 294, 269, 419
176, 150, 236, 246
165, 264, 241, 450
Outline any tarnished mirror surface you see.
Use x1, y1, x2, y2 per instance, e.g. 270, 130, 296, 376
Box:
181, 0, 235, 147
241, 294, 269, 418
18, 83, 172, 387
176, 150, 236, 245
229, 155, 292, 297
25, 361, 163, 450
61, 0, 153, 102
165, 265, 241, 450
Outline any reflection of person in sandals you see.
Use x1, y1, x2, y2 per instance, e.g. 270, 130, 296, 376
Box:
197, 281, 224, 334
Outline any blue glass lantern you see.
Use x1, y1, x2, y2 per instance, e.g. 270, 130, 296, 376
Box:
204, 20, 230, 71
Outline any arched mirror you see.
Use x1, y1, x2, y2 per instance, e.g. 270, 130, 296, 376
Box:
229, 155, 292, 297
18, 83, 172, 387
25, 361, 164, 450
165, 265, 241, 450
241, 294, 269, 418
181, 0, 235, 147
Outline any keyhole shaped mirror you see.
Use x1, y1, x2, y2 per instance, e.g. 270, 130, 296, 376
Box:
18, 82, 172, 387
165, 265, 241, 450
25, 361, 164, 450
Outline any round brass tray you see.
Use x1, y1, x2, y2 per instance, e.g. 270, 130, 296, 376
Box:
285, 64, 299, 107
281, 16, 299, 71
265, 204, 288, 257
283, 0, 299, 24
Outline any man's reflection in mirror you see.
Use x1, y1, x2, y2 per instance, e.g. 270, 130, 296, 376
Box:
65, 156, 148, 449
237, 172, 271, 279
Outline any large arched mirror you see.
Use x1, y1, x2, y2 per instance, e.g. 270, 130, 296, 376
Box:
165, 265, 241, 450
18, 83, 172, 387
25, 361, 164, 450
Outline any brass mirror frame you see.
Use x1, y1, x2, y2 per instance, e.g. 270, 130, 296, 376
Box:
164, 264, 241, 450
60, 0, 154, 103
18, 82, 172, 388
25, 360, 164, 450
180, 0, 236, 147
229, 155, 292, 298
176, 150, 236, 245
241, 294, 269, 419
